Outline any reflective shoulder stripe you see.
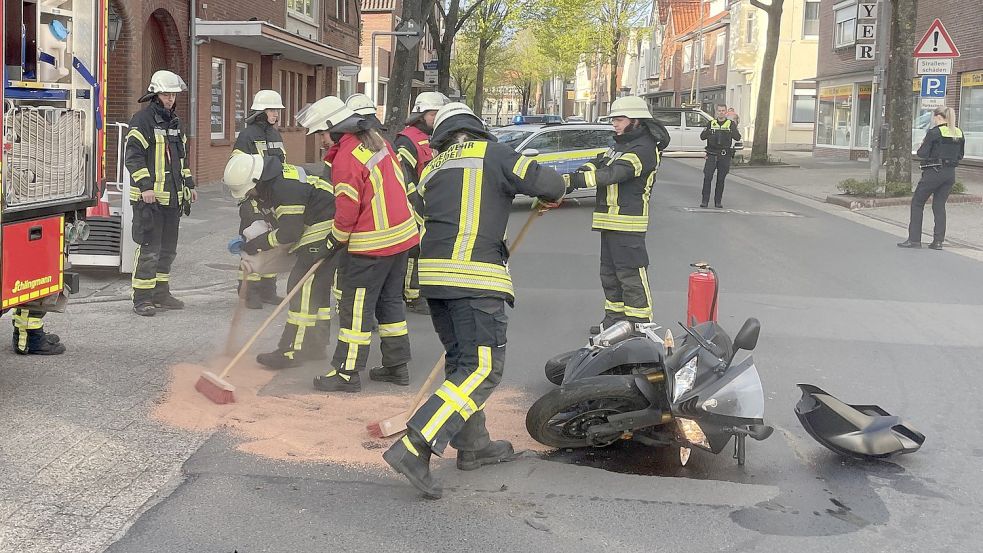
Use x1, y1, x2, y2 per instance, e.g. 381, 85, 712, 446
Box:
398, 147, 418, 168
334, 182, 359, 202
275, 205, 305, 217
308, 176, 333, 193
619, 152, 644, 177
512, 156, 534, 179
126, 128, 149, 149
131, 168, 151, 182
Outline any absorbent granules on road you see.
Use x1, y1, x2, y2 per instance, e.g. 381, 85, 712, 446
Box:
153, 362, 546, 468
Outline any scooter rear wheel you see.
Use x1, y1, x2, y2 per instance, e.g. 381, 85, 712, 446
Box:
526, 375, 650, 449
544, 350, 576, 385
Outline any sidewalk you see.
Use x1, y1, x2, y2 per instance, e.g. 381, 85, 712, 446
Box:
675, 151, 983, 249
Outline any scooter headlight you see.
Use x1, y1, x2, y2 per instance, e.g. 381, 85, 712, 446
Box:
672, 355, 698, 402
676, 417, 710, 449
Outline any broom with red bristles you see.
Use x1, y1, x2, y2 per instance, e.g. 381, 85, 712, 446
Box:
367, 205, 550, 438
196, 256, 331, 404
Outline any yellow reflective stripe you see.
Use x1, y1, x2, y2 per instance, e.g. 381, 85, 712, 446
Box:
398, 147, 417, 168
290, 220, 334, 251
287, 312, 317, 326
512, 156, 533, 179
420, 345, 492, 441
154, 134, 166, 195
12, 311, 44, 330
348, 217, 418, 252
132, 168, 151, 181
584, 171, 597, 188
275, 205, 305, 217
132, 278, 156, 290
452, 168, 482, 260
155, 273, 170, 282
534, 148, 608, 163
268, 230, 280, 248
338, 331, 370, 350
308, 176, 333, 193
378, 321, 408, 337
418, 259, 511, 282
181, 168, 192, 177
417, 262, 514, 295
282, 164, 301, 180
369, 168, 388, 231
317, 307, 332, 321
620, 153, 643, 177
401, 435, 419, 456
591, 213, 648, 232
639, 267, 653, 321
335, 182, 359, 202
126, 128, 149, 149
332, 226, 352, 242
607, 183, 620, 215
343, 288, 367, 370
435, 385, 477, 420
604, 300, 626, 313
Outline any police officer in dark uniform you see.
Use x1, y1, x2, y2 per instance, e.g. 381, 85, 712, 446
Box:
125, 70, 196, 317
565, 96, 669, 331
382, 102, 565, 499
899, 106, 965, 250
700, 104, 741, 208
232, 90, 288, 309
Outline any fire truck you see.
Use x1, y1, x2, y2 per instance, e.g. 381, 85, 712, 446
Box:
2, 0, 106, 320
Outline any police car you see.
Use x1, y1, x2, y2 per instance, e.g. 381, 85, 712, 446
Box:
491, 123, 616, 199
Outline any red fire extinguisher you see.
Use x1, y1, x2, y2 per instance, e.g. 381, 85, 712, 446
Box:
687, 262, 718, 325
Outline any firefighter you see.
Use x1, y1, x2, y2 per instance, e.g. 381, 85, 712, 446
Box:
311, 96, 419, 393
232, 90, 288, 309
10, 309, 64, 355
393, 92, 450, 316
223, 151, 337, 368
125, 70, 196, 317
564, 96, 668, 331
382, 103, 565, 499
700, 104, 741, 209
345, 93, 385, 130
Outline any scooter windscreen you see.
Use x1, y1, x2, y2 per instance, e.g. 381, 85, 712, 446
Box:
674, 356, 765, 422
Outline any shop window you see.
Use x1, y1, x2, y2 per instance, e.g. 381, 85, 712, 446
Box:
816, 85, 854, 147
716, 33, 725, 65
959, 70, 983, 160
234, 63, 250, 135
833, 2, 857, 48
791, 81, 816, 125
210, 58, 226, 140
803, 1, 820, 38
288, 0, 315, 20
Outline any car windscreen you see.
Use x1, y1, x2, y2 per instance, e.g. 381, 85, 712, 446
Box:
492, 129, 535, 150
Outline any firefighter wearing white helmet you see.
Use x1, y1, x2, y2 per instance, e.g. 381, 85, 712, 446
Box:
390, 91, 450, 318
382, 98, 565, 500
223, 148, 339, 369
125, 70, 195, 317
564, 95, 670, 331
345, 93, 385, 130
232, 89, 289, 308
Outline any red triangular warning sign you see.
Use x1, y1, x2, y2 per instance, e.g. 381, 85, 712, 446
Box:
913, 19, 960, 58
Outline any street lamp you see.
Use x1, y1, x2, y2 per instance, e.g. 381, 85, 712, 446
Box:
108, 5, 123, 51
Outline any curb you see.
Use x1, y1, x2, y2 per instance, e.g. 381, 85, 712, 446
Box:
825, 194, 983, 210
731, 164, 801, 170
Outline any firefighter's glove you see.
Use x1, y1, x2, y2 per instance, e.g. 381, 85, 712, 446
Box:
315, 234, 344, 260
532, 197, 562, 212
228, 236, 246, 255
564, 171, 589, 192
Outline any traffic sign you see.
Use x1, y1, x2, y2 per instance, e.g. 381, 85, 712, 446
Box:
913, 19, 960, 58
394, 19, 423, 51
424, 70, 438, 85
917, 58, 953, 75
920, 75, 948, 98
921, 98, 945, 109
423, 60, 439, 71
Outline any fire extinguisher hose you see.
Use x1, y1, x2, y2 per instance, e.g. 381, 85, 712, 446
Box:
707, 266, 718, 323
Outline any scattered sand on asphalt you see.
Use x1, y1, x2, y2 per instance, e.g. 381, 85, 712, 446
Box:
153, 361, 546, 468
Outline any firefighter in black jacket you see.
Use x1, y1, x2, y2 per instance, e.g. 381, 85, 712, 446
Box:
899, 106, 965, 250
223, 153, 337, 368
125, 70, 196, 317
383, 102, 566, 499
232, 90, 288, 309
700, 104, 742, 208
565, 96, 668, 331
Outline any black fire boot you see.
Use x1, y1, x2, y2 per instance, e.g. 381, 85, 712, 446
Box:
929, 241, 944, 250
256, 349, 300, 369
897, 240, 922, 248
456, 440, 516, 471
369, 363, 409, 386
14, 331, 66, 355
133, 301, 156, 317
153, 284, 185, 310
383, 432, 442, 499
259, 278, 285, 305
313, 370, 361, 393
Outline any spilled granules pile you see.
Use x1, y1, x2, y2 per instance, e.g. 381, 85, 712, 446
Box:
153, 361, 547, 468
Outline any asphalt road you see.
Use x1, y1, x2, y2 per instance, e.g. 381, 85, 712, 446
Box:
79, 160, 983, 551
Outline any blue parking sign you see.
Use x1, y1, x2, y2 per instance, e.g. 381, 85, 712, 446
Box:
920, 75, 948, 98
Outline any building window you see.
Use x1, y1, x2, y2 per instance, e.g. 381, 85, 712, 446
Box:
234, 63, 250, 135
816, 85, 854, 147
338, 74, 355, 99
715, 33, 725, 65
833, 2, 857, 48
279, 70, 306, 127
745, 11, 755, 44
337, 0, 349, 22
701, 36, 708, 67
683, 43, 692, 72
803, 0, 820, 38
288, 0, 315, 20
210, 58, 226, 140
666, 54, 673, 79
855, 83, 872, 148
959, 70, 983, 160
791, 81, 816, 124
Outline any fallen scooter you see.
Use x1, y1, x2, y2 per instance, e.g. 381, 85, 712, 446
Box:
526, 318, 774, 466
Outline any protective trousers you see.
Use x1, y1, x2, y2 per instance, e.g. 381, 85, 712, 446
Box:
11, 309, 44, 353
908, 166, 956, 243
279, 252, 336, 358
407, 297, 506, 454
702, 153, 732, 206
131, 204, 180, 303
404, 246, 421, 301
238, 201, 277, 301
331, 251, 411, 373
599, 230, 653, 327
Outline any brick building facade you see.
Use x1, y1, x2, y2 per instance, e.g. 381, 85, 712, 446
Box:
106, 0, 361, 185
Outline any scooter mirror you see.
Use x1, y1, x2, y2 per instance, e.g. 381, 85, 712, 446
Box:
733, 317, 760, 352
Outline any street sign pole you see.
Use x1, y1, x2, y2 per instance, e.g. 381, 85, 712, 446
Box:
371, 21, 423, 104
869, 0, 890, 188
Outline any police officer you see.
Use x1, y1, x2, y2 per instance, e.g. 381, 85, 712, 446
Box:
312, 97, 419, 393
125, 70, 196, 317
10, 309, 64, 355
899, 106, 965, 250
232, 90, 288, 309
382, 103, 565, 499
223, 152, 337, 368
393, 92, 450, 316
565, 96, 668, 331
700, 104, 741, 208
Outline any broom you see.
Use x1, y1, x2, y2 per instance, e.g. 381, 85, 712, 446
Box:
223, 261, 252, 356
195, 256, 330, 404
367, 205, 550, 438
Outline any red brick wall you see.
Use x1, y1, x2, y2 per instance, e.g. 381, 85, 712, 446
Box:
816, 0, 875, 80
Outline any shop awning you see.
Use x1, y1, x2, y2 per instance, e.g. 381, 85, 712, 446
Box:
195, 20, 361, 69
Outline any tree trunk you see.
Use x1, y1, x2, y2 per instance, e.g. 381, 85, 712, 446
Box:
750, 0, 784, 164
609, 27, 622, 104
885, 0, 918, 183
473, 39, 490, 112
385, 0, 436, 136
